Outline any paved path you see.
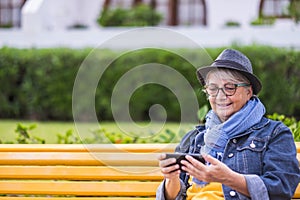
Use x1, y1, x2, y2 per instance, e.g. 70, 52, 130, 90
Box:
0, 26, 300, 49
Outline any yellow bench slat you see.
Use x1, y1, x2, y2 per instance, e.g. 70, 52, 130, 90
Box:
0, 181, 160, 196
296, 142, 300, 153
0, 166, 163, 180
0, 144, 176, 153
0, 198, 155, 200
0, 152, 160, 166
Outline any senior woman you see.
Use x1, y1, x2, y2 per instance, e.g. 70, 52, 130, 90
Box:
156, 49, 300, 200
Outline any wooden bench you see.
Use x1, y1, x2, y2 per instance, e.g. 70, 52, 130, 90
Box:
0, 142, 299, 199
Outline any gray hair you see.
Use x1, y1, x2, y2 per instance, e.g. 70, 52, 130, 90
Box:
205, 68, 251, 85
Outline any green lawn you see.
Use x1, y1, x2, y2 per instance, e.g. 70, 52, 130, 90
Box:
0, 120, 195, 144
0, 120, 76, 143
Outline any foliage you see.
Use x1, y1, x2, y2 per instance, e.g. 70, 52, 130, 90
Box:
14, 123, 45, 144
67, 23, 88, 30
250, 17, 275, 26
4, 123, 186, 144
98, 4, 162, 27
0, 47, 89, 120
224, 21, 240, 27
0, 46, 300, 121
56, 129, 81, 144
268, 113, 300, 141
197, 104, 209, 123
5, 113, 300, 144
288, 0, 300, 23
0, 23, 13, 28
84, 129, 183, 144
84, 127, 185, 144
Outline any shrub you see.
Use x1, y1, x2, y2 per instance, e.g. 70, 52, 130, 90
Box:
289, 0, 300, 23
15, 123, 45, 144
5, 116, 300, 144
0, 46, 300, 121
224, 21, 241, 27
0, 47, 89, 120
250, 17, 275, 26
268, 113, 300, 141
98, 4, 162, 27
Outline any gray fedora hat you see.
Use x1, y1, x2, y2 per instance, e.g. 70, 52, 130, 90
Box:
197, 49, 262, 94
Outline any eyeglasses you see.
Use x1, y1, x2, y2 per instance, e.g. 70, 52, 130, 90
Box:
203, 83, 251, 97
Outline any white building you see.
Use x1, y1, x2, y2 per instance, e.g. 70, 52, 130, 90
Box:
0, 0, 295, 31
0, 0, 299, 48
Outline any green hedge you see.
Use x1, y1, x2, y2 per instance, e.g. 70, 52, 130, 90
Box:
0, 48, 88, 120
98, 4, 163, 27
0, 46, 299, 121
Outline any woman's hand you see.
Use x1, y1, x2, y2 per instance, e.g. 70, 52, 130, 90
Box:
181, 154, 233, 183
158, 153, 181, 179
158, 153, 181, 199
181, 154, 250, 197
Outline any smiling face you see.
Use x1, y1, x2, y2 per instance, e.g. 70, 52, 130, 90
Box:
205, 69, 253, 122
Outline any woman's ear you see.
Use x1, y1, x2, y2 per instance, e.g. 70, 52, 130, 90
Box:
248, 87, 253, 98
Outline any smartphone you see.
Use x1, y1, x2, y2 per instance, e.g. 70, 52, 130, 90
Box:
165, 153, 205, 170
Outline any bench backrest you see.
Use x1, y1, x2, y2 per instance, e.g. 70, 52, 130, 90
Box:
0, 143, 299, 199
0, 143, 175, 199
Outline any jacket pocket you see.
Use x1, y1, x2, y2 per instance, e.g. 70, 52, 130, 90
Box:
235, 137, 268, 174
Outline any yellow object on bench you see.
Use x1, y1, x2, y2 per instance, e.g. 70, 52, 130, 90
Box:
0, 143, 299, 199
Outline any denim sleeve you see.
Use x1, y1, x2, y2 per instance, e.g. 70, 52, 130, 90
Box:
262, 123, 300, 199
236, 122, 299, 200
244, 174, 269, 200
156, 179, 187, 200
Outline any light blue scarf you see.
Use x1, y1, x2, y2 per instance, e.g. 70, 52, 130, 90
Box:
193, 96, 265, 186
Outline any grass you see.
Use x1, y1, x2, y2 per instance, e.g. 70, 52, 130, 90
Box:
0, 120, 196, 144
0, 120, 76, 143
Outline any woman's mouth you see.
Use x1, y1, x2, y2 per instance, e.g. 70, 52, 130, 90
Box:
216, 102, 232, 108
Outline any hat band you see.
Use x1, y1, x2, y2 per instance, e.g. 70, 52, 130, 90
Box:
212, 60, 250, 73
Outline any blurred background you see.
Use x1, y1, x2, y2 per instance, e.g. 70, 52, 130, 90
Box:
0, 0, 299, 144
0, 0, 300, 47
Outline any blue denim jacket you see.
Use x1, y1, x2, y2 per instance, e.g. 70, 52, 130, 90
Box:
156, 117, 300, 200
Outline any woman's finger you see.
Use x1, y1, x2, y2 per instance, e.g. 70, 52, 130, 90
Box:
203, 154, 219, 165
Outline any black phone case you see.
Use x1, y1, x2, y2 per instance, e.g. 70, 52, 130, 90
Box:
165, 153, 205, 170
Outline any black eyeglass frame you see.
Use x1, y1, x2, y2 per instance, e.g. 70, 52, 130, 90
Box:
203, 83, 251, 97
